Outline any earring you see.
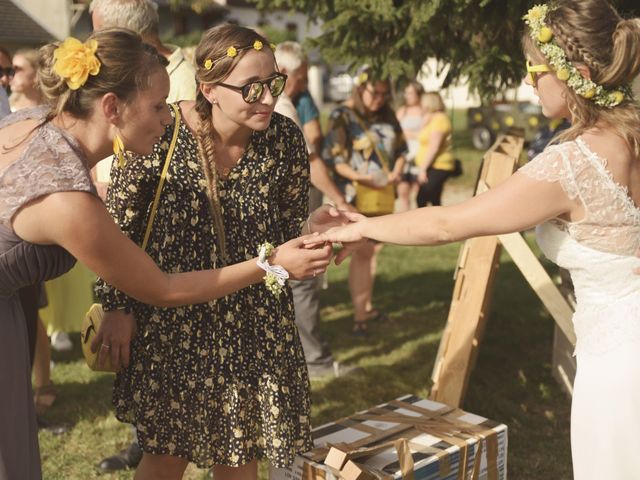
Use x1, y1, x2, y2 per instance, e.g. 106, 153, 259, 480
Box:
113, 133, 126, 168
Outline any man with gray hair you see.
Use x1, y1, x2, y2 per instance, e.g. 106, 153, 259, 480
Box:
90, 0, 197, 198
275, 41, 358, 380
90, 0, 196, 103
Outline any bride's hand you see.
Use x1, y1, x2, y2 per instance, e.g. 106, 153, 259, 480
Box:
308, 204, 365, 233
306, 212, 368, 245
270, 235, 332, 280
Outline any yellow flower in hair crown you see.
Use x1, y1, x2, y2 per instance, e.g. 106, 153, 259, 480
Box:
203, 39, 274, 70
53, 37, 101, 90
523, 4, 632, 108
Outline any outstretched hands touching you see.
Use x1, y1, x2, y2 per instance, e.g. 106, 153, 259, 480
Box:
305, 205, 370, 265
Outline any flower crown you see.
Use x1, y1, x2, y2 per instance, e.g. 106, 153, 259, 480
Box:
523, 4, 632, 108
53, 37, 101, 90
203, 40, 276, 70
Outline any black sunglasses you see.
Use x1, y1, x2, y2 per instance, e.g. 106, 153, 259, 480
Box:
0, 67, 15, 78
216, 73, 287, 104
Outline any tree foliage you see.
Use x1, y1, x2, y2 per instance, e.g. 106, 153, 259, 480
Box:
168, 0, 218, 14
250, 0, 640, 100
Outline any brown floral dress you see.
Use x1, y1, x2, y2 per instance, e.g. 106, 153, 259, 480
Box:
95, 105, 312, 468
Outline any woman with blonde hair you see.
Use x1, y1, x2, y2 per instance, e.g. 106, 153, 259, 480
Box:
8, 49, 43, 111
0, 28, 331, 480
95, 24, 342, 479
313, 1, 640, 477
396, 80, 424, 211
415, 91, 455, 207
322, 66, 407, 335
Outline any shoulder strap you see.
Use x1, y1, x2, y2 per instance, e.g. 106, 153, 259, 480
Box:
141, 103, 181, 250
351, 111, 390, 172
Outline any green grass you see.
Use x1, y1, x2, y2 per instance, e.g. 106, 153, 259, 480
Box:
39, 238, 572, 479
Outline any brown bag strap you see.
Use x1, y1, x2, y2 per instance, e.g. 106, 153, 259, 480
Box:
351, 111, 391, 173
141, 103, 181, 250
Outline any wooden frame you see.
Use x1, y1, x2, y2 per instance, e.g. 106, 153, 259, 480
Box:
429, 134, 576, 407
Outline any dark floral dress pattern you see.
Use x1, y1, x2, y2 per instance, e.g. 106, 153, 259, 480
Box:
95, 105, 311, 468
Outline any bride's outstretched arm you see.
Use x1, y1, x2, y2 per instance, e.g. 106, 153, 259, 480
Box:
311, 169, 580, 248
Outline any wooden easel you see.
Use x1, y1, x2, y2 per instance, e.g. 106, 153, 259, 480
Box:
429, 134, 576, 407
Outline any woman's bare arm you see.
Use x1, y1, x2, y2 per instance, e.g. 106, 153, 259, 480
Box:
313, 170, 582, 247
12, 191, 331, 307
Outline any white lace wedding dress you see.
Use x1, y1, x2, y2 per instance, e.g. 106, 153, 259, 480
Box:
520, 138, 640, 480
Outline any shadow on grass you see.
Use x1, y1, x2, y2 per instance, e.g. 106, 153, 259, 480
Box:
43, 373, 116, 427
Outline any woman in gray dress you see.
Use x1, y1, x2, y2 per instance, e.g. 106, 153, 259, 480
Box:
0, 28, 333, 480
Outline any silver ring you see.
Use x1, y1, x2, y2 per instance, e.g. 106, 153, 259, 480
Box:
101, 343, 111, 350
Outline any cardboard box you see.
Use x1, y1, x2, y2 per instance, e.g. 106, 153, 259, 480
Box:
271, 394, 507, 480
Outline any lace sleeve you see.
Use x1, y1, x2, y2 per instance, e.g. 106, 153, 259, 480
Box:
0, 117, 95, 227
0, 106, 49, 129
518, 143, 581, 200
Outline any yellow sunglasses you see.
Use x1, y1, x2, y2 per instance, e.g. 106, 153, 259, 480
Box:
526, 60, 552, 87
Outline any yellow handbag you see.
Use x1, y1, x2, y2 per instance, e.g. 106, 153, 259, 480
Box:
355, 182, 396, 216
80, 103, 181, 372
352, 114, 396, 216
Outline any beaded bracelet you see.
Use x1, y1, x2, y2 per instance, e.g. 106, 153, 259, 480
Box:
256, 242, 290, 296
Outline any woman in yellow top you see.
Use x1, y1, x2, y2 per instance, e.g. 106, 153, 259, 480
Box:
415, 92, 455, 207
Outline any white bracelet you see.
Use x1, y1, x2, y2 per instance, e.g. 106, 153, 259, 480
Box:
257, 242, 289, 296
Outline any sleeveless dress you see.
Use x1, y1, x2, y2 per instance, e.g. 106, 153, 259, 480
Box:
0, 107, 95, 480
520, 138, 640, 479
95, 108, 312, 468
399, 114, 422, 160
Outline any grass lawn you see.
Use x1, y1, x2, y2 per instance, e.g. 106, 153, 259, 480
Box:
39, 115, 572, 479
39, 238, 572, 479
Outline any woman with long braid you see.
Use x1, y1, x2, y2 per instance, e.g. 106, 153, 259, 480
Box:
96, 24, 340, 480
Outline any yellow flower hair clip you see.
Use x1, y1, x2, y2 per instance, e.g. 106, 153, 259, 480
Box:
356, 71, 369, 86
253, 40, 263, 51
204, 58, 213, 70
53, 37, 101, 90
269, 43, 277, 51
227, 46, 238, 58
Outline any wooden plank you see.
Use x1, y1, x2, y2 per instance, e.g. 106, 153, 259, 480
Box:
551, 323, 577, 397
430, 132, 579, 405
430, 235, 502, 405
430, 135, 521, 406
497, 232, 576, 345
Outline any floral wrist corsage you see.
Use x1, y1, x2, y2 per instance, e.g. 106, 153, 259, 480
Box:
257, 242, 290, 296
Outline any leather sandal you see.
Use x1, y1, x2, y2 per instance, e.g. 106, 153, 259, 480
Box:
365, 309, 390, 323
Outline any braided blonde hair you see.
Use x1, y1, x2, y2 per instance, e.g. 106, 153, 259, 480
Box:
194, 24, 272, 263
523, 0, 640, 155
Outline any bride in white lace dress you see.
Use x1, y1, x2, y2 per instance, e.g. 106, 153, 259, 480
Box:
312, 1, 640, 478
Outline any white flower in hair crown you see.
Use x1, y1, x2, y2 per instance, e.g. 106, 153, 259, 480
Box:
523, 4, 632, 107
